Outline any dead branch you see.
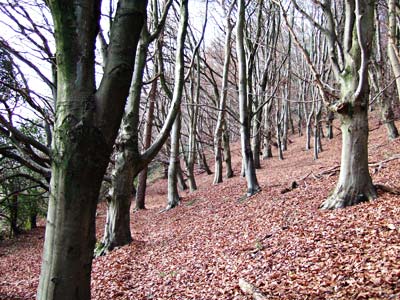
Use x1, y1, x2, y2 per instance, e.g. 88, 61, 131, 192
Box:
369, 154, 400, 167
239, 278, 268, 300
369, 154, 400, 174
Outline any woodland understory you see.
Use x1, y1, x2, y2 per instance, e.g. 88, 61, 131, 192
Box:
1, 116, 399, 300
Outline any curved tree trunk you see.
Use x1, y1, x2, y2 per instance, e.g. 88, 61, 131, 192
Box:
102, 0, 183, 249
100, 24, 150, 253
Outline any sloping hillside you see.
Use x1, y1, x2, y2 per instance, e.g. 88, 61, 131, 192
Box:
1, 117, 400, 300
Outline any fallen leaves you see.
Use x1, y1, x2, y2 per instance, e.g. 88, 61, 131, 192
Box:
1, 118, 400, 299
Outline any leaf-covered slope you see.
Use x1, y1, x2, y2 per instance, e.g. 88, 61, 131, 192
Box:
1, 118, 400, 300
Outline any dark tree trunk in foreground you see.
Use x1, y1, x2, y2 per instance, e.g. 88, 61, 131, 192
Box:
37, 1, 146, 299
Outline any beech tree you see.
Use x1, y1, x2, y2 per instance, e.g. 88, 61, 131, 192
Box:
153, 0, 189, 210
285, 0, 377, 208
213, 0, 235, 184
387, 0, 400, 106
37, 0, 146, 299
320, 0, 377, 208
236, 0, 260, 196
100, 0, 175, 254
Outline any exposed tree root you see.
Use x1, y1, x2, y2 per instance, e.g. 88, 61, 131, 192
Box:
375, 183, 400, 195
239, 278, 268, 300
320, 185, 377, 210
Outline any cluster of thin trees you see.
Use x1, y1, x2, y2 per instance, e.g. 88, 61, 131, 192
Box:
0, 0, 399, 299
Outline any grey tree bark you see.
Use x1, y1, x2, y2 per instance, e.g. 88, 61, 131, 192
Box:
213, 0, 235, 184
164, 0, 189, 210
388, 0, 400, 105
320, 0, 377, 209
287, 0, 377, 209
136, 76, 157, 210
100, 0, 183, 254
167, 112, 182, 209
372, 4, 399, 140
186, 55, 200, 192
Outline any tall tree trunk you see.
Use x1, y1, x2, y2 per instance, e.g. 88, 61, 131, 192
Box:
213, 0, 235, 184
388, 0, 400, 104
9, 194, 20, 237
186, 55, 200, 192
276, 108, 284, 160
136, 76, 157, 210
100, 24, 150, 253
372, 4, 399, 140
37, 1, 145, 299
222, 120, 234, 178
326, 110, 334, 139
263, 101, 273, 159
237, 0, 260, 196
370, 64, 399, 140
102, 0, 183, 246
321, 0, 377, 209
197, 139, 213, 175
161, 0, 189, 210
252, 111, 262, 168
167, 112, 181, 210
177, 160, 188, 191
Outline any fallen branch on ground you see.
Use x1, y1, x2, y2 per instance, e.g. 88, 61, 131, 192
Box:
369, 154, 400, 174
239, 278, 268, 300
297, 154, 400, 181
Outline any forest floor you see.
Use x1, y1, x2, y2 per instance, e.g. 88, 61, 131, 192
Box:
1, 116, 400, 300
